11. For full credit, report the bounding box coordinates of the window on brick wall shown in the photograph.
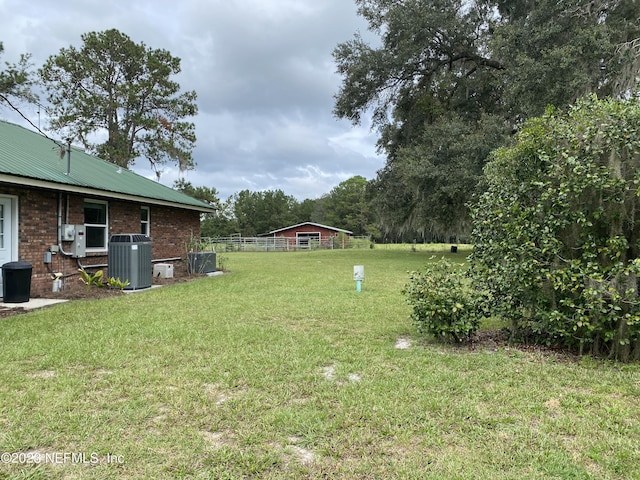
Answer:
[141,206,150,236]
[84,200,108,250]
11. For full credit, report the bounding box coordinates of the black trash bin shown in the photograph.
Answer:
[2,261,32,303]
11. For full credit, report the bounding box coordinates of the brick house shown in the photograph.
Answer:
[0,120,215,297]
[267,222,353,249]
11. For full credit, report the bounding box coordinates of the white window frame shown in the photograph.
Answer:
[84,199,109,252]
[140,206,150,236]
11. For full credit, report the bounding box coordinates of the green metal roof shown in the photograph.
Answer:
[0,120,215,212]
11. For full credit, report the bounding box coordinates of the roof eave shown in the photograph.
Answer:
[0,174,217,213]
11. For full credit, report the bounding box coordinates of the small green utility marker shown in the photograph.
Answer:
[353,265,365,292]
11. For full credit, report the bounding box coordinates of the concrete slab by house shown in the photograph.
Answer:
[0,298,68,310]
[122,285,163,293]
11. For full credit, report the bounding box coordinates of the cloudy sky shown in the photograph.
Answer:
[0,0,383,200]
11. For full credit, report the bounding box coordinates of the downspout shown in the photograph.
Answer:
[50,193,74,291]
[57,194,91,271]
[57,193,72,256]
[55,193,92,270]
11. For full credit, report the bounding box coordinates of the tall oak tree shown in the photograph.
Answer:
[334,0,640,239]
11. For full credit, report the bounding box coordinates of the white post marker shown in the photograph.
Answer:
[353,265,365,292]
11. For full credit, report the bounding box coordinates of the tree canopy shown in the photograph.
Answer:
[318,176,376,236]
[334,0,640,239]
[193,177,378,239]
[39,29,198,174]
[232,190,299,237]
[173,179,221,209]
[0,42,36,111]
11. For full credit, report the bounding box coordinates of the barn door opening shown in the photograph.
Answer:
[296,232,320,249]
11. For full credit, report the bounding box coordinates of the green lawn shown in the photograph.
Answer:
[0,248,638,479]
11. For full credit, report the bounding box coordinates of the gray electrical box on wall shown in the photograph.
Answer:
[70,224,86,258]
[62,224,76,241]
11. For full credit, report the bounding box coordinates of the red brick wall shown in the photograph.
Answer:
[1,185,201,297]
[149,205,200,260]
[16,188,60,295]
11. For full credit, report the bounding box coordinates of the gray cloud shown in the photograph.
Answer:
[0,0,383,200]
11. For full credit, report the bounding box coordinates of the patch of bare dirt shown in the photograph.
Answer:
[0,306,26,318]
[41,274,195,300]
[467,329,581,362]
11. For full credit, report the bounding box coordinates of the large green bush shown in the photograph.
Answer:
[470,96,640,361]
